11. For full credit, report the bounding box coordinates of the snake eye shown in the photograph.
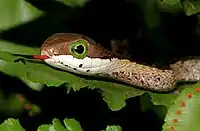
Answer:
[70,39,88,59]
[74,45,84,54]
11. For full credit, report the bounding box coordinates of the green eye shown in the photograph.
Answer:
[69,39,88,59]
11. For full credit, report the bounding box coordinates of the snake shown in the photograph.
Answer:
[39,33,200,92]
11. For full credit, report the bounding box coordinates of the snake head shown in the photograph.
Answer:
[41,33,120,75]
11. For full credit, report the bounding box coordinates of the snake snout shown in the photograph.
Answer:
[41,41,70,57]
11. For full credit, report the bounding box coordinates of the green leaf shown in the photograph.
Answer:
[0,50,181,111]
[37,118,83,131]
[181,0,200,16]
[0,50,43,91]
[63,118,83,131]
[27,63,145,110]
[0,40,40,55]
[0,118,25,131]
[37,125,56,131]
[149,92,178,108]
[0,51,146,111]
[105,125,122,131]
[52,119,66,131]
[90,80,145,111]
[20,78,44,91]
[140,93,171,124]
[161,0,180,5]
[140,90,178,112]
[56,0,90,7]
[0,118,121,131]
[159,2,183,13]
[162,83,200,131]
[0,0,43,30]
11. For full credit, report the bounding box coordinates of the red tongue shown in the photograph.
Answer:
[32,55,49,60]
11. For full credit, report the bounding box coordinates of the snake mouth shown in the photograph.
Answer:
[32,55,49,60]
[40,50,51,58]
[29,50,50,61]
[42,54,113,75]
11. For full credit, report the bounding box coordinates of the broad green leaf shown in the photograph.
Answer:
[181,0,200,16]
[0,41,180,111]
[105,125,122,131]
[162,83,200,131]
[0,40,40,55]
[89,80,144,111]
[63,118,83,131]
[0,118,25,131]
[0,57,28,81]
[26,61,89,88]
[0,49,182,111]
[149,92,178,108]
[0,51,146,111]
[56,0,90,7]
[0,0,43,30]
[0,40,42,91]
[0,49,42,91]
[140,90,179,113]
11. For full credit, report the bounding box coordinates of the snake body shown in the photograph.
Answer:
[40,33,200,92]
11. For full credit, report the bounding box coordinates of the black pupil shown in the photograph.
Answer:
[74,45,84,54]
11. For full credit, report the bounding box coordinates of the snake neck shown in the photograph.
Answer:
[100,59,177,92]
[99,57,200,91]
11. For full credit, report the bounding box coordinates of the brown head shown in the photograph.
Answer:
[41,33,120,59]
[40,33,123,75]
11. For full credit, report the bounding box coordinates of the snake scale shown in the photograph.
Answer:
[39,33,200,92]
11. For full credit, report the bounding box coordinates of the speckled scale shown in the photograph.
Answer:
[105,59,177,91]
[170,59,200,82]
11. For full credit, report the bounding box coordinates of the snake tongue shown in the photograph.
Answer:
[12,54,49,60]
[32,55,49,60]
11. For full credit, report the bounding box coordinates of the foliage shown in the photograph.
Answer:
[162,84,200,131]
[0,0,200,130]
[0,118,122,131]
[161,0,200,15]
